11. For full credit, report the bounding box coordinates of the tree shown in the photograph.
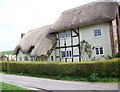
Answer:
[79,40,92,61]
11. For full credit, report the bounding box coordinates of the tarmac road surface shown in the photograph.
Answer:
[0,73,119,92]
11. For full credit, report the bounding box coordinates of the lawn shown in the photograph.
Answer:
[0,82,34,92]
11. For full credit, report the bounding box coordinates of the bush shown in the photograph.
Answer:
[0,58,119,78]
[88,73,98,82]
[115,52,120,58]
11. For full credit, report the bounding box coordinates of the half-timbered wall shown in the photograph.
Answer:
[48,22,112,62]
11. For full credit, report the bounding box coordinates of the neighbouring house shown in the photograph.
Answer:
[14,2,120,62]
[4,54,16,61]
[0,51,16,61]
[14,25,57,61]
[0,54,8,61]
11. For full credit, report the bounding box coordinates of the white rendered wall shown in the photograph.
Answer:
[79,22,112,60]
[17,50,31,61]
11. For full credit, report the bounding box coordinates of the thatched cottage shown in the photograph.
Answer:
[14,25,57,61]
[14,2,120,62]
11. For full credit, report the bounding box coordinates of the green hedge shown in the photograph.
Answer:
[0,58,119,77]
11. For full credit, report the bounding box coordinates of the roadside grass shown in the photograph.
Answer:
[2,72,119,83]
[0,82,34,92]
[21,73,119,83]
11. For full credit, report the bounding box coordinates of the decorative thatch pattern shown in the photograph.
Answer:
[14,25,57,56]
[50,2,119,33]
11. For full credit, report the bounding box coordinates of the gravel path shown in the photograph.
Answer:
[0,73,119,91]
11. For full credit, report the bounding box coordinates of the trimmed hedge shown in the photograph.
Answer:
[0,58,119,77]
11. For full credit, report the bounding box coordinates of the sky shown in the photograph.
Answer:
[0,0,119,52]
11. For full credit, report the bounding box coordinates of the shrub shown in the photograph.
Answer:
[115,52,120,58]
[88,73,99,82]
[0,61,9,72]
[0,58,119,78]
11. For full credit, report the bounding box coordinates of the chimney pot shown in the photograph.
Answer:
[21,33,25,39]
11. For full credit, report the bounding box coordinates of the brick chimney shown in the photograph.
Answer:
[21,33,25,39]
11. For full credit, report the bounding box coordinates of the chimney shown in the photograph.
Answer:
[21,33,25,39]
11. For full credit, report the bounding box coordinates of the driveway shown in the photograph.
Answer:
[0,73,119,91]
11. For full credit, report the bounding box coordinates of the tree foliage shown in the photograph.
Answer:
[79,40,92,61]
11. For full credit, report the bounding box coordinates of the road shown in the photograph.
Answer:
[0,73,119,92]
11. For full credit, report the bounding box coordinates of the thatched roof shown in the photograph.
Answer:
[14,25,57,56]
[50,2,119,33]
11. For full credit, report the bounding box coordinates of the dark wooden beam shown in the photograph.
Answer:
[71,28,79,36]
[56,45,78,49]
[71,30,74,62]
[77,28,81,62]
[64,33,67,62]
[58,33,61,61]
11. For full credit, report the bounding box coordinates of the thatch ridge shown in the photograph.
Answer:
[50,2,119,33]
[14,25,57,56]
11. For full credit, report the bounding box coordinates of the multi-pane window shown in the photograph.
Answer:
[65,32,71,38]
[99,47,103,54]
[61,51,66,57]
[59,33,65,39]
[61,51,72,58]
[59,32,71,39]
[94,29,102,37]
[67,51,72,57]
[24,56,28,61]
[95,47,104,55]
[19,57,22,61]
[51,56,54,61]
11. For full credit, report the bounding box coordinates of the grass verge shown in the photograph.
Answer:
[0,82,34,92]
[2,72,119,83]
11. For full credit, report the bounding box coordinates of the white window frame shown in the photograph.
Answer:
[61,50,72,58]
[94,29,102,37]
[19,57,22,61]
[59,32,71,40]
[95,46,104,56]
[59,33,65,39]
[51,56,54,61]
[65,32,71,39]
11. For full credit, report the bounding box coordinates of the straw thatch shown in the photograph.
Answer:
[14,25,57,56]
[50,2,119,33]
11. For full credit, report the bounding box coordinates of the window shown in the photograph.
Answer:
[65,32,71,38]
[59,33,65,39]
[94,29,102,37]
[61,51,66,57]
[51,56,54,61]
[19,57,22,61]
[100,47,103,54]
[67,51,72,57]
[24,56,28,61]
[95,48,99,55]
[61,51,72,58]
[95,47,104,55]
[59,32,71,39]
[30,56,35,61]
